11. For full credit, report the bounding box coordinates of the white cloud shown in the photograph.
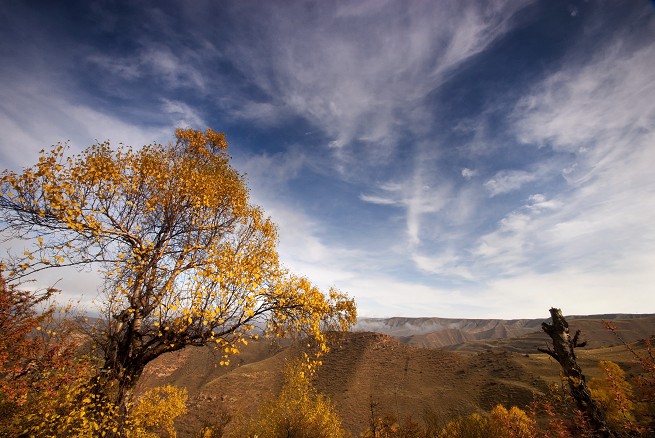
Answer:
[359,194,399,206]
[473,212,531,270]
[85,54,142,80]
[453,13,655,314]
[461,168,476,180]
[234,148,306,193]
[88,45,207,91]
[229,101,287,126]
[485,262,655,318]
[527,194,561,212]
[484,169,537,196]
[347,276,483,318]
[0,81,169,171]
[220,0,531,168]
[515,42,655,158]
[387,174,455,246]
[412,252,474,280]
[161,98,206,129]
[471,35,655,293]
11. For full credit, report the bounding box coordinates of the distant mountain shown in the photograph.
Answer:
[354,314,655,352]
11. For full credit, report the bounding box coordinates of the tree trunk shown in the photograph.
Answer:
[538,308,617,437]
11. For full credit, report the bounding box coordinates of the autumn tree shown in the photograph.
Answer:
[0,273,58,431]
[589,361,638,433]
[0,274,55,414]
[605,321,655,432]
[433,405,535,438]
[229,358,349,438]
[487,405,536,438]
[0,129,356,412]
[129,385,188,438]
[0,274,110,436]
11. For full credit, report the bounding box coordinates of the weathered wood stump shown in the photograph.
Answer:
[538,308,617,437]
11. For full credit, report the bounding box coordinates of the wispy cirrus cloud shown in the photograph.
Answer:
[412,252,474,280]
[515,42,655,157]
[359,194,399,206]
[472,29,655,279]
[214,0,531,167]
[461,168,477,180]
[161,98,206,129]
[483,169,537,197]
[361,173,457,247]
[0,80,169,170]
[87,45,209,94]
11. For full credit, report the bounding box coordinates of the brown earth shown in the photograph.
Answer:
[136,314,655,436]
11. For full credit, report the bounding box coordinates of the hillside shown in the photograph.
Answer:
[136,314,655,436]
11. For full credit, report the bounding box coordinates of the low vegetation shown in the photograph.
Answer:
[226,359,349,438]
[0,275,188,437]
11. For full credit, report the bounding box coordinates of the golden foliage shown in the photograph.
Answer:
[488,405,536,438]
[589,360,636,431]
[229,359,349,438]
[435,405,535,438]
[128,385,188,438]
[17,380,122,438]
[0,274,115,437]
[14,381,189,438]
[359,413,401,438]
[436,412,488,438]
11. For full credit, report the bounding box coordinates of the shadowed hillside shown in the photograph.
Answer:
[442,315,655,353]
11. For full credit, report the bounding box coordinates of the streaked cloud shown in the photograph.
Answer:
[484,169,537,197]
[461,168,477,180]
[359,194,399,206]
[214,0,531,168]
[88,45,208,91]
[162,99,206,129]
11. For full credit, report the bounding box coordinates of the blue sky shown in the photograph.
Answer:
[1,0,654,319]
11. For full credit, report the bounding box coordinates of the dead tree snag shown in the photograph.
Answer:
[538,308,617,437]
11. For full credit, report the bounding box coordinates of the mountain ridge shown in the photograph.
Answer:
[354,313,655,351]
